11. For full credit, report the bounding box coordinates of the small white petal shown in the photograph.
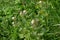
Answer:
[20,11,23,15]
[23,10,27,14]
[31,19,35,24]
[23,10,26,13]
[12,17,15,20]
[38,1,42,3]
[12,22,14,25]
[20,10,27,16]
[31,19,39,26]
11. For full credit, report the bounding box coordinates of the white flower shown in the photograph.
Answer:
[20,10,27,16]
[12,17,15,20]
[38,1,42,4]
[12,22,15,26]
[20,11,23,15]
[12,22,14,25]
[31,19,39,26]
[31,19,35,25]
[23,10,26,14]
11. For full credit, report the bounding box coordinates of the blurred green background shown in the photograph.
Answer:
[0,0,60,40]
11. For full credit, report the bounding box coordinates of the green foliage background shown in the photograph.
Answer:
[0,0,60,40]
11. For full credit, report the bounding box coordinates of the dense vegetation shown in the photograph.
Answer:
[0,0,60,40]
